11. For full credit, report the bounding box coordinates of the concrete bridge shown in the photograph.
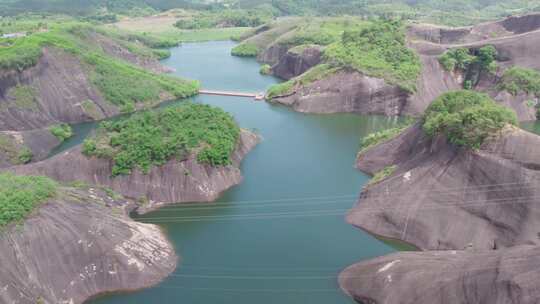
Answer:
[199,89,265,100]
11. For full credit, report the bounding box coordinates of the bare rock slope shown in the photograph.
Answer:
[270,14,540,118]
[12,130,259,213]
[0,47,117,131]
[349,123,540,251]
[0,187,176,304]
[271,45,323,80]
[340,123,540,304]
[340,245,540,304]
[0,32,173,132]
[0,128,60,168]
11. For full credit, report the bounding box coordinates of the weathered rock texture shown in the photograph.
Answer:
[0,33,172,132]
[0,129,60,168]
[340,245,540,304]
[11,130,259,213]
[350,123,540,251]
[271,45,323,80]
[408,13,540,45]
[271,70,410,115]
[0,187,176,304]
[340,122,540,304]
[0,47,118,131]
[270,14,540,119]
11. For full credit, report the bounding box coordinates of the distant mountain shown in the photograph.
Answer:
[0,0,539,26]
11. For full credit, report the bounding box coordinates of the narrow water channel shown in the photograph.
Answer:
[76,40,402,304]
[48,42,540,304]
[74,40,539,303]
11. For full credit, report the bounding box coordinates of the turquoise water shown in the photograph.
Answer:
[522,120,540,134]
[82,40,407,304]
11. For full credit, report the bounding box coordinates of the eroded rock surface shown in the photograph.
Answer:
[11,130,259,213]
[0,187,176,304]
[0,128,60,168]
[340,245,540,304]
[341,121,540,304]
[271,45,323,80]
[270,70,410,115]
[0,47,117,131]
[269,14,540,118]
[349,124,540,251]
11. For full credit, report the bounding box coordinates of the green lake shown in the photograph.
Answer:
[79,40,402,304]
[79,41,540,303]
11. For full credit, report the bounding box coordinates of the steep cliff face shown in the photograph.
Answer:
[269,59,461,116]
[0,187,176,304]
[340,245,540,304]
[0,128,60,168]
[11,130,259,213]
[271,45,323,80]
[270,70,409,115]
[341,123,540,303]
[0,28,185,132]
[269,14,540,118]
[0,47,118,131]
[350,124,540,251]
[491,90,538,122]
[258,43,289,66]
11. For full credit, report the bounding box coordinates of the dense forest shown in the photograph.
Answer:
[1,0,539,25]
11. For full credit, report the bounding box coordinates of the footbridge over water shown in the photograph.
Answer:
[199,89,265,100]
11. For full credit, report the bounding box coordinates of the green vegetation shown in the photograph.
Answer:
[439,46,498,73]
[498,67,540,97]
[324,20,421,93]
[360,126,409,153]
[368,165,397,186]
[276,18,366,48]
[0,133,33,165]
[0,173,57,228]
[17,147,33,164]
[439,46,498,89]
[82,103,240,176]
[86,52,199,107]
[3,85,38,110]
[1,0,538,27]
[231,42,260,57]
[423,90,518,149]
[49,123,73,142]
[266,63,340,98]
[174,9,273,29]
[439,48,476,72]
[288,44,314,54]
[266,81,294,99]
[175,27,250,42]
[259,64,271,75]
[0,23,199,108]
[96,27,179,49]
[236,17,365,60]
[81,100,103,119]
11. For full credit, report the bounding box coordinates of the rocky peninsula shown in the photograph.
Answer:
[340,90,540,303]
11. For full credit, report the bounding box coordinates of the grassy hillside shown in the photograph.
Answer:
[264,19,421,96]
[0,22,199,110]
[324,20,421,93]
[232,17,366,57]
